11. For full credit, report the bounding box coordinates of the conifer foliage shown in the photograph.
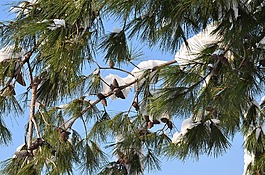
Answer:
[0,0,265,174]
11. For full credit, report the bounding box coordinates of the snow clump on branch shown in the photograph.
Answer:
[172,115,220,144]
[0,46,25,62]
[10,0,37,16]
[101,60,167,99]
[47,19,66,30]
[174,24,221,70]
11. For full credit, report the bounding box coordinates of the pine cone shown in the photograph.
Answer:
[100,99,107,106]
[160,117,169,123]
[132,101,139,111]
[112,78,119,88]
[109,59,115,68]
[144,115,150,122]
[15,150,30,158]
[113,88,125,99]
[60,130,71,141]
[28,138,44,151]
[97,93,106,100]
[167,121,173,130]
[8,84,16,95]
[153,119,161,124]
[147,121,153,129]
[15,72,26,86]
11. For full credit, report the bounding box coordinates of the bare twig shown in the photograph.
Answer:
[100,67,135,77]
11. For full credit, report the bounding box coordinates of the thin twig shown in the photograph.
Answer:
[100,66,135,77]
[38,108,51,126]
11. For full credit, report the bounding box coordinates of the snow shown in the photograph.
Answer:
[0,48,11,62]
[10,0,37,16]
[101,60,167,99]
[181,117,198,134]
[112,27,122,33]
[204,74,212,87]
[172,132,182,144]
[174,24,221,70]
[210,119,220,125]
[172,114,220,144]
[101,74,131,100]
[231,1,239,19]
[35,102,40,109]
[53,19,65,26]
[172,116,200,144]
[243,144,255,175]
[93,68,100,75]
[205,119,220,132]
[257,37,265,49]
[0,46,24,62]
[29,0,37,3]
[254,0,265,13]
[48,19,66,30]
[212,49,224,56]
[16,143,26,152]
[255,127,261,140]
[130,60,167,78]
[57,104,69,109]
[115,134,124,144]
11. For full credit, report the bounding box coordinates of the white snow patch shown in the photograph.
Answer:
[57,104,69,109]
[231,0,239,19]
[112,27,122,33]
[48,19,66,30]
[172,132,182,144]
[257,37,265,49]
[243,147,255,175]
[205,119,220,131]
[101,74,131,100]
[172,114,220,144]
[28,0,37,3]
[259,37,265,45]
[174,24,221,70]
[16,143,26,152]
[130,60,167,78]
[0,46,24,62]
[10,0,37,16]
[93,68,100,75]
[210,118,220,125]
[53,19,65,27]
[255,127,262,140]
[212,49,224,56]
[101,60,167,99]
[171,117,200,144]
[35,102,40,109]
[202,73,213,87]
[181,117,197,134]
[207,63,214,68]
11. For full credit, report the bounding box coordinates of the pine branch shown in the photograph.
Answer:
[27,77,41,149]
[0,37,44,94]
[65,59,177,129]
[99,66,136,77]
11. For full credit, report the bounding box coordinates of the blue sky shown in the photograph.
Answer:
[0,1,244,175]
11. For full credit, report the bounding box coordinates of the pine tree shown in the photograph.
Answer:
[0,0,265,175]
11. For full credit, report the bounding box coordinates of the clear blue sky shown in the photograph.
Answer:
[0,1,244,175]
